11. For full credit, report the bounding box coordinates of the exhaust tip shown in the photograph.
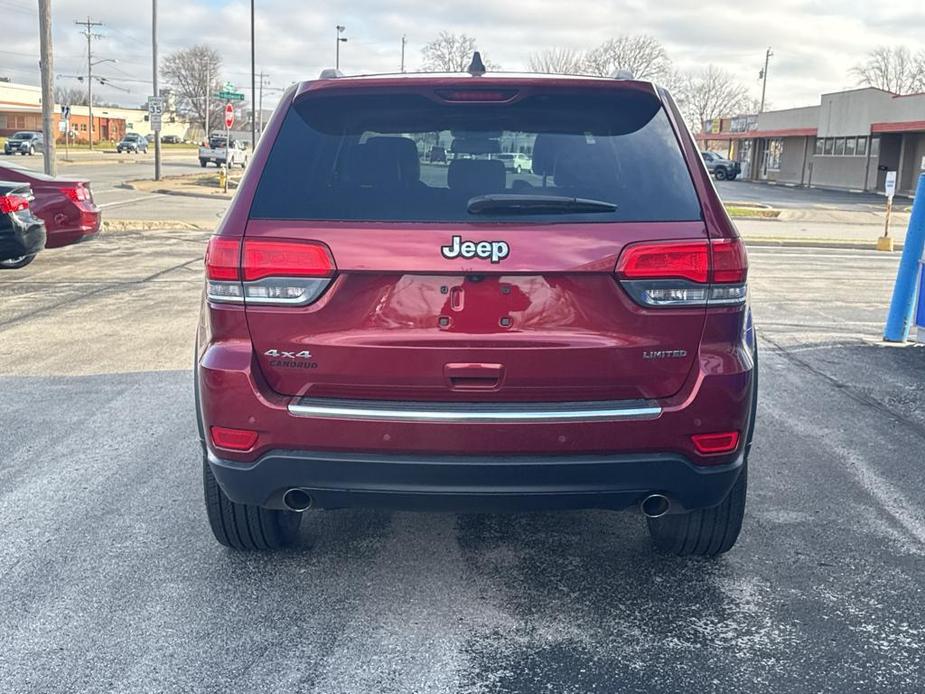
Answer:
[283,488,313,512]
[641,494,670,519]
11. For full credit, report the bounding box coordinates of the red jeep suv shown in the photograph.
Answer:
[195,64,757,556]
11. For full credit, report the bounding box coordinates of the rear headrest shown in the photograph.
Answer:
[349,136,421,187]
[553,145,615,188]
[531,133,587,176]
[447,158,506,195]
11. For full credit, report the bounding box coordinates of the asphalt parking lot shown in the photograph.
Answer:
[715,178,894,210]
[1,220,922,693]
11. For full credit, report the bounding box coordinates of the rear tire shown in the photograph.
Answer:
[646,463,747,556]
[203,460,303,550]
[714,168,728,181]
[199,158,207,168]
[647,341,756,557]
[0,254,37,269]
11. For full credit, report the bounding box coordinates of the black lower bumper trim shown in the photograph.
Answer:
[207,449,744,513]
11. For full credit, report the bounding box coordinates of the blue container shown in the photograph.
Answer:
[884,173,925,342]
[916,261,925,340]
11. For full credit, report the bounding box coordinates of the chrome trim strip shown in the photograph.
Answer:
[287,399,662,423]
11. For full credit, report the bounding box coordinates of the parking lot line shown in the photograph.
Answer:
[98,194,165,209]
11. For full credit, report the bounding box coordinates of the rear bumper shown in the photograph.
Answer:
[196,304,757,513]
[207,448,744,512]
[44,207,101,249]
[0,217,45,259]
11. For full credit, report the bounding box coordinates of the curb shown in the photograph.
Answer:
[56,154,195,167]
[102,220,208,231]
[150,188,234,201]
[744,238,904,251]
[123,179,234,200]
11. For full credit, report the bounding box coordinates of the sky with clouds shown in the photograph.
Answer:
[2,0,924,113]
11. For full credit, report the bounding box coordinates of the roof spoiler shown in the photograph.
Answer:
[319,68,344,79]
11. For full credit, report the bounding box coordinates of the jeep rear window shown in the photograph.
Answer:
[250,89,701,223]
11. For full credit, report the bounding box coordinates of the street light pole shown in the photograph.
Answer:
[204,63,210,139]
[759,47,773,114]
[152,0,161,181]
[401,34,407,73]
[336,25,347,70]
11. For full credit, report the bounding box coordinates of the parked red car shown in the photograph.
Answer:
[195,62,757,556]
[0,161,100,265]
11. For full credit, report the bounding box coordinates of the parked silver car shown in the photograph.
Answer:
[3,132,43,156]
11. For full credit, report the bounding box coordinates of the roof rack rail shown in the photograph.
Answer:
[319,68,344,79]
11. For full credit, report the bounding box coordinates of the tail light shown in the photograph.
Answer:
[615,238,747,307]
[0,194,30,214]
[205,236,336,306]
[63,185,91,203]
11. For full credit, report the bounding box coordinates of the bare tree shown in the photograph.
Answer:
[420,32,499,72]
[54,84,92,106]
[583,35,670,81]
[161,45,224,130]
[851,46,925,94]
[528,47,586,75]
[675,65,752,133]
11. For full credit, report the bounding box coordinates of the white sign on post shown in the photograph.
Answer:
[885,171,897,200]
[148,96,164,131]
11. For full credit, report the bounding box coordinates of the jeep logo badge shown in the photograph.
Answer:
[441,235,509,264]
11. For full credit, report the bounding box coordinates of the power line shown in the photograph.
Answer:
[0,0,36,16]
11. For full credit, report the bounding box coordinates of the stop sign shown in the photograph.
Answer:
[223,103,234,129]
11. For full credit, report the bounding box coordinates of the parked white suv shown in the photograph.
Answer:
[493,152,533,173]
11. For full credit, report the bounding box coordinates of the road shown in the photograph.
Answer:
[2,152,229,227]
[716,179,896,210]
[1,221,922,692]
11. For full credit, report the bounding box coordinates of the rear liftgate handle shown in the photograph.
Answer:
[444,363,505,391]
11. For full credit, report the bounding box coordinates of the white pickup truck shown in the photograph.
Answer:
[198,135,248,168]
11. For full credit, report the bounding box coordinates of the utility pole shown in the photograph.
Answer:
[38,0,56,176]
[336,25,347,70]
[759,47,773,114]
[75,17,103,150]
[401,34,407,73]
[250,0,255,151]
[152,0,161,180]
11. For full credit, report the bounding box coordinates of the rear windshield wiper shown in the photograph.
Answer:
[467,194,617,215]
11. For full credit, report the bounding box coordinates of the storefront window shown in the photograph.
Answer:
[824,138,834,155]
[767,138,783,171]
[834,138,846,155]
[814,138,823,155]
[856,137,868,156]
[845,137,856,156]
[870,137,880,157]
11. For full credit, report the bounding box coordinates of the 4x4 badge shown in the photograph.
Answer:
[264,349,312,359]
[441,235,509,264]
